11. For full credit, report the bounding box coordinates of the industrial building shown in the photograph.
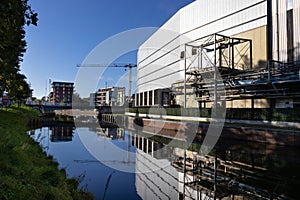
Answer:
[136,0,300,109]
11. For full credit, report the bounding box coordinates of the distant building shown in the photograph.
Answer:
[116,87,126,106]
[93,87,126,107]
[89,93,96,107]
[0,92,10,107]
[50,81,74,103]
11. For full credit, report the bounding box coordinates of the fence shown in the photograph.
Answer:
[128,107,300,122]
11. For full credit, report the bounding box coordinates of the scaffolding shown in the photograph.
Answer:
[180,33,300,108]
[183,33,252,108]
[172,148,291,200]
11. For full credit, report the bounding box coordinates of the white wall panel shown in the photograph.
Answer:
[272,0,279,61]
[279,0,288,62]
[294,0,300,61]
[137,0,268,94]
[272,0,288,62]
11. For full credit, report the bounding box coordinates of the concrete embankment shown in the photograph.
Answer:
[52,109,300,146]
[125,112,300,147]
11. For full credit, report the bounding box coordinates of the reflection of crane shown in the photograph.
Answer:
[77,63,137,98]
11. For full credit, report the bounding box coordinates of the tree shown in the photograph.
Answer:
[7,73,31,106]
[0,0,38,100]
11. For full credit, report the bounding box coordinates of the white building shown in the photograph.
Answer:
[93,87,126,107]
[136,0,300,108]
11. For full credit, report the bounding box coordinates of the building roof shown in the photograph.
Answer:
[51,81,74,85]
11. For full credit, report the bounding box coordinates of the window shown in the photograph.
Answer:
[140,93,143,106]
[136,93,139,106]
[144,92,147,106]
[154,90,159,105]
[149,91,153,106]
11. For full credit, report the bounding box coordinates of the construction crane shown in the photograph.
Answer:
[77,63,137,99]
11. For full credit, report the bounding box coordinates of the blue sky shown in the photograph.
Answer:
[21,0,195,98]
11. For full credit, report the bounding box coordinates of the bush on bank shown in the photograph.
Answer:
[0,105,94,200]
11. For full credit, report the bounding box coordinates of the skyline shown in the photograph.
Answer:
[21,0,195,98]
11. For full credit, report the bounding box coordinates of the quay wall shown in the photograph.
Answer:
[126,114,300,147]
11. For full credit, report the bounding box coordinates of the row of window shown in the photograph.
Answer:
[136,90,159,106]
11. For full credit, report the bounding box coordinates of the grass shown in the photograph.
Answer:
[0,105,94,200]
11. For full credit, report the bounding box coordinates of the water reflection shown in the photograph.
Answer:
[89,127,125,140]
[50,126,74,142]
[28,119,300,200]
[132,130,300,199]
[29,126,141,200]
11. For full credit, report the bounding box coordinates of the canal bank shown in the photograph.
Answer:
[30,109,300,199]
[56,107,300,146]
[124,113,300,147]
[0,106,94,200]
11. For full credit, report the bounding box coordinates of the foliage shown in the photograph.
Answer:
[0,106,94,199]
[0,0,38,100]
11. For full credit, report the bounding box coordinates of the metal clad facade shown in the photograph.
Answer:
[294,0,300,61]
[138,13,182,93]
[137,0,268,102]
[279,0,288,62]
[180,0,267,38]
[272,0,288,62]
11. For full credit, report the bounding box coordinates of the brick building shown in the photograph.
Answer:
[50,81,74,103]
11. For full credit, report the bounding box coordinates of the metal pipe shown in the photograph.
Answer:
[214,153,217,200]
[214,34,217,108]
[276,0,280,61]
[183,149,187,199]
[184,45,187,108]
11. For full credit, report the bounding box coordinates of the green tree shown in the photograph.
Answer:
[6,73,31,107]
[0,0,38,99]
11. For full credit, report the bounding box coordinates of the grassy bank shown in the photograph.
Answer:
[0,106,94,200]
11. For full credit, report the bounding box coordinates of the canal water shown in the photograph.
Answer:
[28,122,300,200]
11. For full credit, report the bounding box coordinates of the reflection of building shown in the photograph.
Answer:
[50,126,74,142]
[132,132,299,199]
[94,127,125,140]
[93,87,126,107]
[89,93,95,107]
[132,134,180,200]
[136,0,300,108]
[50,81,74,103]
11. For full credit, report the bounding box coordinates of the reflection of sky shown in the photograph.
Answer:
[77,128,136,173]
[30,127,141,200]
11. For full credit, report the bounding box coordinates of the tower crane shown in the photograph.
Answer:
[77,63,137,99]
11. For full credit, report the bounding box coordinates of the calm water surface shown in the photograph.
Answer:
[29,126,141,200]
[29,124,300,200]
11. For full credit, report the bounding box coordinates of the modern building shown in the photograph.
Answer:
[50,81,74,103]
[93,87,126,107]
[136,0,300,108]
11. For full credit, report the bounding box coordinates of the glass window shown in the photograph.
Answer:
[149,91,153,106]
[144,92,147,106]
[140,93,143,106]
[154,90,159,105]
